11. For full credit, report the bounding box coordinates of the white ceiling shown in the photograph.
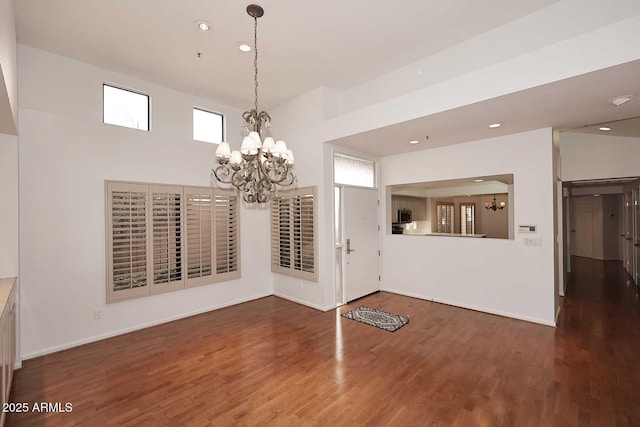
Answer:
[328,60,640,156]
[14,0,559,110]
[14,0,640,158]
[565,115,640,138]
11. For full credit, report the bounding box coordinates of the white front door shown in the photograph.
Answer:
[344,187,379,302]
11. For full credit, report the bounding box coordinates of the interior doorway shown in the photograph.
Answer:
[564,178,640,288]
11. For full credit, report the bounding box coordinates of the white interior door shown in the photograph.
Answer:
[344,187,379,302]
[571,196,593,258]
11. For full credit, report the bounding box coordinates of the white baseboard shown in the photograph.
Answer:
[273,292,334,312]
[555,305,561,323]
[382,287,556,327]
[22,292,273,361]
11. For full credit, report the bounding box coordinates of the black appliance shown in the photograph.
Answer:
[397,208,412,224]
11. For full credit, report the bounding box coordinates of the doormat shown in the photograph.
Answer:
[341,306,409,332]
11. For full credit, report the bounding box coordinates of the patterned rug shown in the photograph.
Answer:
[341,306,409,332]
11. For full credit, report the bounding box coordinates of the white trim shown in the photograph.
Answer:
[382,287,556,327]
[21,292,272,360]
[555,305,561,323]
[273,292,333,312]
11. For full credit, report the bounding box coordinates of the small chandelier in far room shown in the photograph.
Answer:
[212,4,295,204]
[485,195,506,211]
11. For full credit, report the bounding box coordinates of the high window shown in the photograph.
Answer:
[334,153,375,188]
[103,84,149,131]
[193,108,224,144]
[106,181,239,302]
[270,186,318,282]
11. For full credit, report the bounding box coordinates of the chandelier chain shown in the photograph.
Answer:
[253,15,258,114]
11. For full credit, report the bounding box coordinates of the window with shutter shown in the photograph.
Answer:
[106,181,240,303]
[271,186,318,282]
[271,197,291,268]
[214,191,240,280]
[436,202,455,234]
[106,182,150,302]
[185,188,213,287]
[460,203,476,235]
[151,185,183,293]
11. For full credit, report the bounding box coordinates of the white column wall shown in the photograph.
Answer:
[0,133,18,276]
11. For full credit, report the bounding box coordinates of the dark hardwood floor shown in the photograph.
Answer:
[7,257,640,426]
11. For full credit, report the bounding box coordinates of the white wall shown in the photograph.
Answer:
[380,128,556,326]
[0,0,17,134]
[268,87,340,311]
[0,133,18,276]
[339,0,640,115]
[561,132,640,181]
[18,46,272,358]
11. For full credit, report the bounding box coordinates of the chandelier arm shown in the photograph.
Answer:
[211,165,233,184]
[267,163,293,185]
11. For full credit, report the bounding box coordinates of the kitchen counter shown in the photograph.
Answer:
[402,231,487,238]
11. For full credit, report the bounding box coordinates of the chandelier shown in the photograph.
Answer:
[485,195,506,211]
[212,4,295,204]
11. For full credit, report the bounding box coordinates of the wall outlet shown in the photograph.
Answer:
[94,310,102,320]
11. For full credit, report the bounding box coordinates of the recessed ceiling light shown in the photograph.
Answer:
[474,179,484,182]
[609,95,635,106]
[195,20,211,32]
[599,127,612,131]
[409,140,419,144]
[488,123,501,129]
[593,194,600,197]
[237,42,251,52]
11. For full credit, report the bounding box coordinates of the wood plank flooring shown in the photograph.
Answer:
[7,257,640,426]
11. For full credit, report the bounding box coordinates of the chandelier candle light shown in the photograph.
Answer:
[485,195,506,211]
[212,4,295,204]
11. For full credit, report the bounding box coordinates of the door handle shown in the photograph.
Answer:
[346,238,355,254]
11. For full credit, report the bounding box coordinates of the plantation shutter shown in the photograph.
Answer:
[106,181,241,302]
[106,182,150,301]
[271,196,291,269]
[460,203,475,235]
[214,191,240,280]
[185,187,214,287]
[150,185,184,293]
[436,202,455,234]
[271,186,318,282]
[293,193,315,273]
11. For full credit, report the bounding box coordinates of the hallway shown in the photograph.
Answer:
[553,256,640,426]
